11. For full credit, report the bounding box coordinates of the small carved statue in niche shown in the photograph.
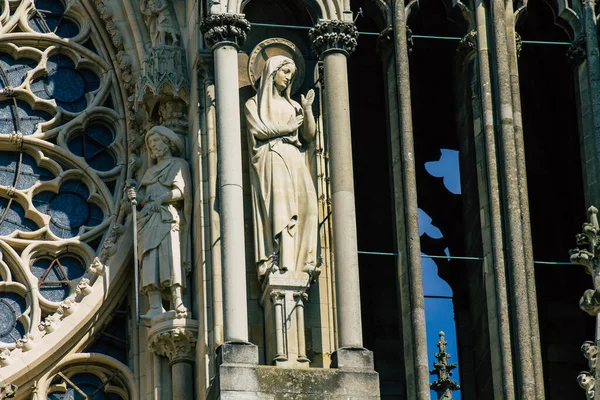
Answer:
[140,0,179,46]
[245,55,319,280]
[127,126,191,322]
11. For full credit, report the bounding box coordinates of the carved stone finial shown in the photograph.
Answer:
[309,20,359,57]
[429,331,460,399]
[457,30,477,60]
[567,37,587,64]
[0,383,17,399]
[200,13,251,49]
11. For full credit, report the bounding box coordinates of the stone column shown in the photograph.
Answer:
[147,320,199,400]
[200,14,251,344]
[489,0,539,396]
[309,20,372,369]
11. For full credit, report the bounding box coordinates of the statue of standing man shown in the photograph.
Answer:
[127,126,191,323]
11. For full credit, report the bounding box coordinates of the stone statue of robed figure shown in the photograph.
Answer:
[127,125,191,323]
[245,55,319,280]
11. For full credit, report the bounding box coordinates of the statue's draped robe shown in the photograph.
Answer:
[245,55,318,276]
[137,157,191,291]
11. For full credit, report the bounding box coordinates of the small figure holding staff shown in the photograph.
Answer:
[126,125,191,324]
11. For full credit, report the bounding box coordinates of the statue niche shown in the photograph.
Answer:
[245,54,319,281]
[245,39,320,367]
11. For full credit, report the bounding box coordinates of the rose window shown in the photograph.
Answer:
[0,0,128,387]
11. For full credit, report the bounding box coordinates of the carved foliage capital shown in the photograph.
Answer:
[309,20,358,57]
[148,327,197,364]
[200,14,250,49]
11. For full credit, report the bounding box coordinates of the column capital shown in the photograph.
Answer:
[309,20,358,57]
[200,13,250,50]
[147,319,198,365]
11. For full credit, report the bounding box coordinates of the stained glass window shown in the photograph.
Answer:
[0,292,26,344]
[31,256,85,303]
[68,124,116,171]
[29,0,79,38]
[33,180,104,239]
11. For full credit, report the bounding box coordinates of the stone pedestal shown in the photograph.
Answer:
[208,364,380,399]
[147,318,198,400]
[260,271,312,368]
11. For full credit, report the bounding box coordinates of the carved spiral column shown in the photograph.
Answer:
[309,21,370,364]
[200,14,251,344]
[148,320,199,400]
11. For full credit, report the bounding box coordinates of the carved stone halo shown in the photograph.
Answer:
[248,38,305,95]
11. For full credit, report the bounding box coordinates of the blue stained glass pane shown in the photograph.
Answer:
[0,55,36,89]
[87,204,103,226]
[31,258,51,279]
[29,0,79,39]
[0,152,53,190]
[33,0,65,14]
[32,190,52,214]
[0,293,26,344]
[0,100,52,136]
[33,256,84,302]
[0,197,39,235]
[2,292,26,315]
[87,124,114,146]
[68,124,116,171]
[31,56,87,112]
[81,70,100,92]
[39,284,69,302]
[61,181,89,198]
[54,19,79,39]
[46,68,85,103]
[58,256,85,280]
[49,192,89,228]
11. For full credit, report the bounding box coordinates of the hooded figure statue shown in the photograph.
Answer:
[244,55,319,280]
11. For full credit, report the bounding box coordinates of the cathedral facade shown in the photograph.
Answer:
[0,0,598,398]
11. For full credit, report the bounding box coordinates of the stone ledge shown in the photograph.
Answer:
[208,364,380,399]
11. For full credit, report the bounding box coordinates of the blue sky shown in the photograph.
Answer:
[419,148,462,399]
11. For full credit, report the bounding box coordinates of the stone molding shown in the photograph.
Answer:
[147,319,199,366]
[200,13,251,50]
[309,20,358,57]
